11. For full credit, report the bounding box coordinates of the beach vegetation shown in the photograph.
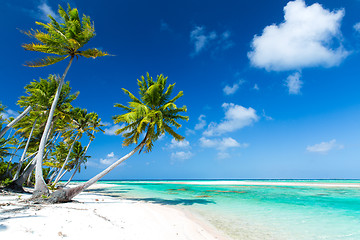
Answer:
[20,4,108,198]
[47,73,188,203]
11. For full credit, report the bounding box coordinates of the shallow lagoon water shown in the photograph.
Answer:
[88,180,360,240]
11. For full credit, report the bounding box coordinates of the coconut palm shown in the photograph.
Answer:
[63,141,90,186]
[63,113,103,187]
[48,73,188,203]
[53,108,94,185]
[23,4,108,197]
[10,76,78,182]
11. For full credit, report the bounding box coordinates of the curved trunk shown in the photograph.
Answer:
[5,139,24,178]
[63,163,80,187]
[63,130,94,187]
[13,119,37,180]
[33,57,74,198]
[0,106,32,139]
[48,168,59,184]
[7,159,36,192]
[53,133,79,186]
[48,141,145,203]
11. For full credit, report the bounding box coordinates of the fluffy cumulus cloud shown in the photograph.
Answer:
[168,139,190,149]
[285,72,303,94]
[306,139,344,154]
[203,103,259,136]
[171,151,193,161]
[248,0,348,71]
[190,26,233,56]
[200,137,248,151]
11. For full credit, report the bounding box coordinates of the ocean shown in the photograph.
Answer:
[86,180,360,240]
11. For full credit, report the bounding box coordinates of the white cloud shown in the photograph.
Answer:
[168,139,190,149]
[99,152,122,165]
[1,109,18,120]
[248,0,348,71]
[306,139,344,154]
[354,22,360,33]
[104,124,124,136]
[194,115,207,130]
[253,84,259,91]
[223,80,244,95]
[203,103,259,136]
[285,72,303,94]
[190,26,233,56]
[37,2,60,22]
[171,151,193,161]
[200,137,248,151]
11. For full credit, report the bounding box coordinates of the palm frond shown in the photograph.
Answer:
[79,48,109,58]
[24,56,68,67]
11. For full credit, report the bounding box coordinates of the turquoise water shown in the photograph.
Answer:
[89,180,360,240]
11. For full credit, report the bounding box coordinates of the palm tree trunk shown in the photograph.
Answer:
[7,159,36,192]
[4,139,24,178]
[63,163,80,187]
[48,168,60,184]
[0,106,32,139]
[13,119,37,180]
[33,56,74,198]
[53,133,79,186]
[56,169,68,184]
[63,131,95,187]
[49,141,146,203]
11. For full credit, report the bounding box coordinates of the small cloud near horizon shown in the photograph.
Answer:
[306,139,344,154]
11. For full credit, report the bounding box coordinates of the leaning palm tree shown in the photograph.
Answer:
[48,73,188,203]
[63,141,90,187]
[22,4,108,197]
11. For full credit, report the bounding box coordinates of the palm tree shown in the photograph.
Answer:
[63,113,103,187]
[48,73,188,203]
[10,76,78,180]
[63,141,90,186]
[53,108,94,185]
[22,4,108,197]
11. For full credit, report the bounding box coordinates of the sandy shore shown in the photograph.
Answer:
[0,184,230,240]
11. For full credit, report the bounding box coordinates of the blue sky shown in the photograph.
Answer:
[1,0,360,180]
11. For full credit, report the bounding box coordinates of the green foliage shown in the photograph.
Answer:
[0,138,12,161]
[113,73,189,152]
[0,102,5,129]
[18,75,78,114]
[0,177,12,187]
[22,4,108,67]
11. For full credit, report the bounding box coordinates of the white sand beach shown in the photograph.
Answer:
[0,184,230,240]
